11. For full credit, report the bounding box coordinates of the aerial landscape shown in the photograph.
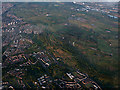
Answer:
[2,2,119,89]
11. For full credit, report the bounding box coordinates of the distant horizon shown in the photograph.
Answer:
[1,0,120,2]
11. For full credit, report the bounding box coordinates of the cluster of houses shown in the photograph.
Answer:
[7,69,25,80]
[72,2,118,19]
[33,51,53,67]
[22,25,43,34]
[6,54,26,64]
[57,71,101,89]
[37,74,52,89]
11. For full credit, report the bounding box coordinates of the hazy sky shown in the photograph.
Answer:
[1,0,120,2]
